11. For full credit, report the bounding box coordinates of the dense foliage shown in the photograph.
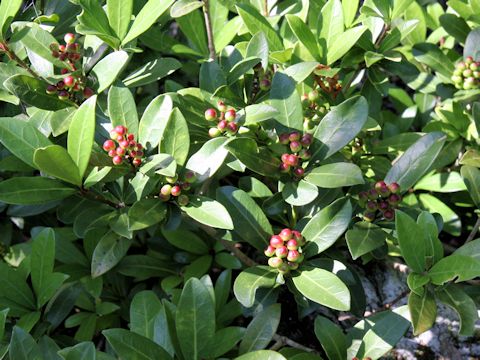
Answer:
[0,0,479,359]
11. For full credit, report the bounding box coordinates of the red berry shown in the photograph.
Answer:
[279,133,290,144]
[61,68,69,75]
[102,139,115,151]
[132,158,142,167]
[287,250,300,262]
[264,245,276,257]
[56,81,65,90]
[128,140,136,148]
[59,44,66,52]
[46,85,57,94]
[294,167,305,178]
[286,239,298,250]
[289,131,301,142]
[466,56,474,64]
[279,228,293,241]
[115,125,126,135]
[204,108,217,121]
[279,163,290,173]
[366,200,377,211]
[136,143,143,150]
[116,147,125,156]
[63,76,75,87]
[281,153,290,163]
[72,84,80,92]
[64,33,75,44]
[388,194,401,206]
[388,182,400,194]
[112,156,123,165]
[135,150,143,158]
[259,78,271,90]
[227,122,238,133]
[57,90,69,100]
[292,230,304,245]
[119,140,129,148]
[217,120,228,131]
[107,149,116,157]
[127,134,135,141]
[217,100,227,112]
[83,87,94,98]
[378,201,389,211]
[300,134,313,147]
[225,109,236,121]
[270,235,283,248]
[275,246,288,258]
[383,209,395,221]
[285,155,299,167]
[290,141,302,153]
[368,188,378,200]
[171,185,181,197]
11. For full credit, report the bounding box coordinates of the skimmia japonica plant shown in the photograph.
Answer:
[0,0,479,359]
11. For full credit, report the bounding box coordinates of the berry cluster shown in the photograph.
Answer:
[205,101,238,137]
[301,90,327,130]
[47,33,93,101]
[451,56,480,90]
[278,132,312,179]
[253,63,272,91]
[159,171,196,206]
[358,181,401,222]
[103,125,144,167]
[265,229,305,274]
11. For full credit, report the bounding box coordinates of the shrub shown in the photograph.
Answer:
[0,0,479,359]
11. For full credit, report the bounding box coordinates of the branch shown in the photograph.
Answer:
[202,0,216,60]
[220,240,257,267]
[466,215,480,243]
[79,188,124,209]
[1,42,41,79]
[270,334,317,353]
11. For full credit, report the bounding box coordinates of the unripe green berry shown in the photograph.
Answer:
[268,257,283,268]
[177,194,189,206]
[308,89,319,102]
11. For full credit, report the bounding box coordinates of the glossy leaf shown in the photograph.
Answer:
[346,222,387,260]
[138,95,173,150]
[128,199,167,230]
[239,304,281,354]
[182,196,233,230]
[108,84,139,135]
[428,254,480,285]
[91,232,132,278]
[305,163,364,188]
[269,72,303,131]
[461,165,480,207]
[160,108,189,166]
[233,266,277,308]
[130,291,162,340]
[0,0,23,40]
[314,316,347,360]
[91,51,129,93]
[107,0,133,40]
[123,58,182,88]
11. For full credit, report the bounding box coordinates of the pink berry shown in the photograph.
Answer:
[63,75,75,87]
[225,109,236,121]
[270,235,283,248]
[275,246,288,258]
[388,182,400,194]
[204,108,217,121]
[116,147,125,156]
[227,122,238,133]
[292,230,304,245]
[290,141,302,153]
[279,228,292,241]
[217,100,227,112]
[279,163,290,173]
[281,153,290,163]
[119,140,129,148]
[132,158,142,167]
[83,87,94,98]
[217,120,228,131]
[289,132,301,142]
[300,134,313,147]
[294,167,305,178]
[102,140,115,151]
[264,245,276,257]
[285,155,298,167]
[46,85,57,95]
[268,257,283,268]
[64,33,75,44]
[171,185,181,197]
[286,239,298,250]
[287,250,300,262]
[107,149,116,157]
[279,133,290,144]
[112,156,123,165]
[115,125,126,135]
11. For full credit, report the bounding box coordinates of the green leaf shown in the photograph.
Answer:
[461,165,480,207]
[417,193,461,236]
[91,51,129,93]
[9,326,42,360]
[439,14,470,45]
[303,198,352,256]
[407,273,430,295]
[326,26,367,65]
[414,171,467,193]
[103,329,172,360]
[384,132,446,190]
[311,96,368,161]
[235,350,286,360]
[76,0,120,49]
[0,0,22,40]
[0,117,52,168]
[428,254,480,285]
[199,61,226,93]
[177,10,208,55]
[4,75,75,110]
[416,211,443,266]
[186,137,230,181]
[130,291,162,340]
[138,95,173,150]
[0,262,35,311]
[122,0,175,45]
[226,138,281,177]
[128,199,167,230]
[123,58,182,88]
[464,28,480,60]
[108,84,139,136]
[269,72,303,131]
[160,108,189,166]
[233,266,277,308]
[246,32,269,69]
[292,267,350,310]
[236,4,283,51]
[318,0,344,51]
[209,327,246,358]
[58,342,96,360]
[162,229,209,254]
[281,180,318,206]
[241,104,278,125]
[305,163,364,188]
[170,0,204,18]
[436,284,478,336]
[395,210,426,272]
[67,95,97,178]
[228,56,261,84]
[182,195,233,230]
[91,232,132,278]
[0,177,76,205]
[31,229,68,308]
[176,278,215,360]
[216,186,272,250]
[412,43,455,79]
[346,222,387,260]
[107,0,133,40]
[455,238,480,261]
[286,15,320,60]
[33,145,81,186]
[408,289,436,336]
[314,316,347,360]
[239,304,281,354]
